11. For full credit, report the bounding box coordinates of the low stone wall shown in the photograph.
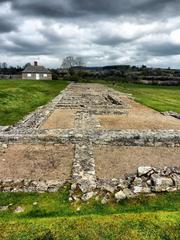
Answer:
[1,130,180,146]
[0,179,66,193]
[70,166,180,203]
[91,130,180,147]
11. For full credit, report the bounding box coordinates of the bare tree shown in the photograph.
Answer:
[61,56,85,69]
[61,56,75,69]
[75,57,85,67]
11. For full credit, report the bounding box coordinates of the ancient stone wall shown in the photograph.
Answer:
[0,83,179,203]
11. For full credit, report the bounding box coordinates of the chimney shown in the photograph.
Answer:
[34,61,38,66]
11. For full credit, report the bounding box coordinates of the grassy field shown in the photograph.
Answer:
[0,187,179,240]
[108,82,180,113]
[0,80,68,126]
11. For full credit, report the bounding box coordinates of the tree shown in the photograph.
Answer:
[61,56,85,69]
[61,56,74,69]
[75,57,85,67]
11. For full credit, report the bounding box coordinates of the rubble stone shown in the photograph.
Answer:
[171,173,180,189]
[151,175,174,192]
[81,192,95,201]
[123,188,134,198]
[115,190,126,201]
[138,166,154,177]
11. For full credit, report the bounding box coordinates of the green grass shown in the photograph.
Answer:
[107,82,180,113]
[0,187,179,239]
[0,80,68,125]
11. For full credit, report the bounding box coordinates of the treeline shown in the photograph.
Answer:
[58,65,180,85]
[0,65,23,75]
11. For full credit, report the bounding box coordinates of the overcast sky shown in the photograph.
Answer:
[1,0,180,68]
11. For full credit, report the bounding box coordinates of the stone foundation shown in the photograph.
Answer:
[0,83,179,202]
[70,166,180,203]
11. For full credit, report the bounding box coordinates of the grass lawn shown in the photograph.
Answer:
[0,80,69,126]
[108,82,180,113]
[0,187,179,240]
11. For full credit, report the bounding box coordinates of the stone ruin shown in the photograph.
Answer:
[0,83,179,203]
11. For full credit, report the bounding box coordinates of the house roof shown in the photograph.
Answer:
[22,64,50,74]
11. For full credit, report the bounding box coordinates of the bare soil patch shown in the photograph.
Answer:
[94,145,180,179]
[41,109,76,129]
[97,97,180,130]
[0,144,74,180]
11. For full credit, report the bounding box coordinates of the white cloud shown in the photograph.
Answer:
[170,29,180,44]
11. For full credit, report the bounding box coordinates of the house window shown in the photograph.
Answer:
[44,74,47,77]
[27,73,31,77]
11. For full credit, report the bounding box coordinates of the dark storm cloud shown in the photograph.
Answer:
[11,1,71,18]
[0,36,52,56]
[93,31,139,46]
[94,35,128,46]
[0,17,16,33]
[8,0,180,19]
[2,44,53,56]
[142,42,180,57]
[94,34,134,46]
[72,0,180,17]
[39,28,66,44]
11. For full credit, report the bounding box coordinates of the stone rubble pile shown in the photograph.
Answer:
[0,165,179,200]
[70,166,180,203]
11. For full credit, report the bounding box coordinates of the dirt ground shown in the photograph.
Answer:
[41,109,76,129]
[97,97,180,130]
[0,144,74,180]
[94,145,180,179]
